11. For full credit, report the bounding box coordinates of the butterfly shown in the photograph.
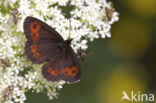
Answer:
[24,17,81,83]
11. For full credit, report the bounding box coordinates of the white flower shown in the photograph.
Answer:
[0,0,119,102]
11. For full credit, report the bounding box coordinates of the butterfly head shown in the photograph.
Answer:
[57,39,73,51]
[65,39,73,45]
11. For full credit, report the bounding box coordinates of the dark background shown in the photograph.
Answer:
[26,0,156,103]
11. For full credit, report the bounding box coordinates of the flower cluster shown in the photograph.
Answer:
[0,0,119,103]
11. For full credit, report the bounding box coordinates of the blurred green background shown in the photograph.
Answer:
[25,0,156,103]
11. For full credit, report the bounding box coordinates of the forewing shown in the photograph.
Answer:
[24,16,63,41]
[42,47,81,83]
[24,16,63,63]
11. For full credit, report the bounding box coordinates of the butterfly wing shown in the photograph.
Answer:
[42,47,81,83]
[24,16,63,41]
[25,41,60,64]
[24,16,64,64]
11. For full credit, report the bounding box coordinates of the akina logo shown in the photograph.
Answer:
[121,91,155,102]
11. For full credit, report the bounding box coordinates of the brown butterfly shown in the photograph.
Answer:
[24,17,81,83]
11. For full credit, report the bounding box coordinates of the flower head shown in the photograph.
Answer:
[0,0,119,102]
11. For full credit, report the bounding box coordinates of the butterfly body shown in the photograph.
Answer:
[24,17,81,83]
[57,39,72,52]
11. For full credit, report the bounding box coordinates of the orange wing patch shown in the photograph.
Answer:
[30,22,40,42]
[30,22,40,33]
[61,66,79,77]
[46,67,59,76]
[70,66,79,77]
[61,67,71,76]
[46,66,79,77]
[33,52,40,59]
[29,22,41,59]
[30,44,40,59]
[30,32,39,38]
[30,44,37,53]
[30,33,39,42]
